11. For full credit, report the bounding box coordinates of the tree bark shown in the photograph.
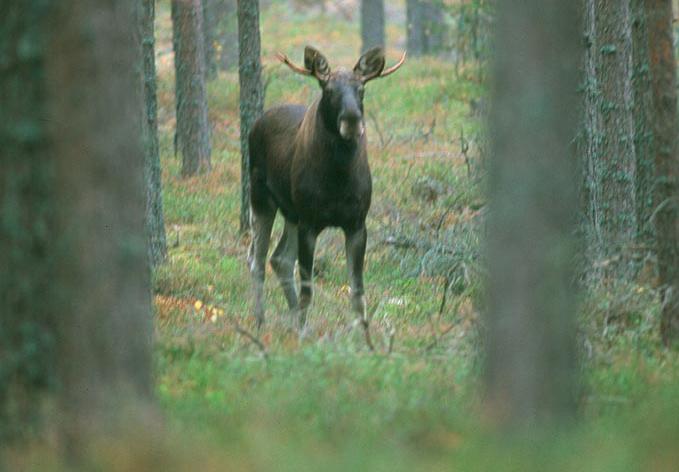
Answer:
[172,0,212,177]
[46,0,154,446]
[583,0,638,280]
[215,0,239,71]
[631,0,656,248]
[142,0,168,267]
[361,0,385,52]
[645,0,679,346]
[406,0,446,57]
[0,0,57,440]
[486,0,580,425]
[202,0,219,80]
[237,0,264,234]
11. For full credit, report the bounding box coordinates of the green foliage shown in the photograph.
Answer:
[8,1,679,469]
[141,3,679,469]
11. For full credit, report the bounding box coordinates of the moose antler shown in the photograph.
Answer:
[379,52,407,78]
[275,52,312,76]
[360,51,407,82]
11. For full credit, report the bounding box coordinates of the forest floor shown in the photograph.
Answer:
[145,1,679,470]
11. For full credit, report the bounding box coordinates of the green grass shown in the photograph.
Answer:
[141,1,679,470]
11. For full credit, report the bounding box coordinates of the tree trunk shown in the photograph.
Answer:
[142,0,168,267]
[486,0,580,426]
[645,0,679,346]
[215,0,239,71]
[0,1,57,440]
[406,0,425,56]
[237,0,264,234]
[407,0,446,57]
[46,0,154,447]
[202,0,219,80]
[361,0,385,52]
[172,0,212,177]
[583,0,638,280]
[631,0,656,248]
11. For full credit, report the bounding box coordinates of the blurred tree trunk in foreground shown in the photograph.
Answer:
[0,1,57,441]
[47,0,154,449]
[644,0,679,346]
[142,0,168,267]
[486,0,580,425]
[237,0,264,233]
[172,0,212,177]
[361,0,385,52]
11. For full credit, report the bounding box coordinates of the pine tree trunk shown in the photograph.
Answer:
[645,0,679,346]
[46,0,154,446]
[631,0,656,248]
[172,0,212,177]
[142,0,168,267]
[486,0,580,425]
[406,0,425,56]
[202,0,219,80]
[583,0,638,280]
[361,0,385,52]
[237,0,264,234]
[216,0,238,71]
[407,0,447,57]
[0,1,57,440]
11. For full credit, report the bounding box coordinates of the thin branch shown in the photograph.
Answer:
[231,318,269,361]
[386,324,396,356]
[361,318,375,352]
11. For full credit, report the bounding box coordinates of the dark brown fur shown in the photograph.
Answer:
[247,46,404,327]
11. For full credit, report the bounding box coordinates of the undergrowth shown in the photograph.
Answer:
[9,1,676,470]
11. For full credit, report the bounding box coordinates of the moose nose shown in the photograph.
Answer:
[338,110,364,140]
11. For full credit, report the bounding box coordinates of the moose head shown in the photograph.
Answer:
[276,46,406,141]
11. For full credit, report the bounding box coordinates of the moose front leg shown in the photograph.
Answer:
[345,225,368,321]
[297,225,318,328]
[248,207,275,328]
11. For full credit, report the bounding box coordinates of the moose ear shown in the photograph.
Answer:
[354,47,386,82]
[304,46,330,81]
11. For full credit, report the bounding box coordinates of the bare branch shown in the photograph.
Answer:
[231,318,269,361]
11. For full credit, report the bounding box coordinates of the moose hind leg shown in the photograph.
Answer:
[270,219,299,310]
[248,207,275,327]
[297,225,318,328]
[345,226,368,321]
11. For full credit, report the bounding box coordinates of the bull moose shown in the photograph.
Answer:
[248,46,406,328]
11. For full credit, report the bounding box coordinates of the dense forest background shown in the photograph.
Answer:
[2,0,679,470]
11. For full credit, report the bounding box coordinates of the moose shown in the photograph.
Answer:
[248,46,405,328]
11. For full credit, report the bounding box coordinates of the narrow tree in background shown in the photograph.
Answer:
[172,0,212,177]
[361,0,385,52]
[645,0,679,346]
[582,1,638,279]
[215,0,239,71]
[202,0,219,80]
[407,0,426,56]
[142,0,168,267]
[47,0,154,445]
[237,0,264,233]
[406,0,447,57]
[0,1,56,440]
[486,0,580,425]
